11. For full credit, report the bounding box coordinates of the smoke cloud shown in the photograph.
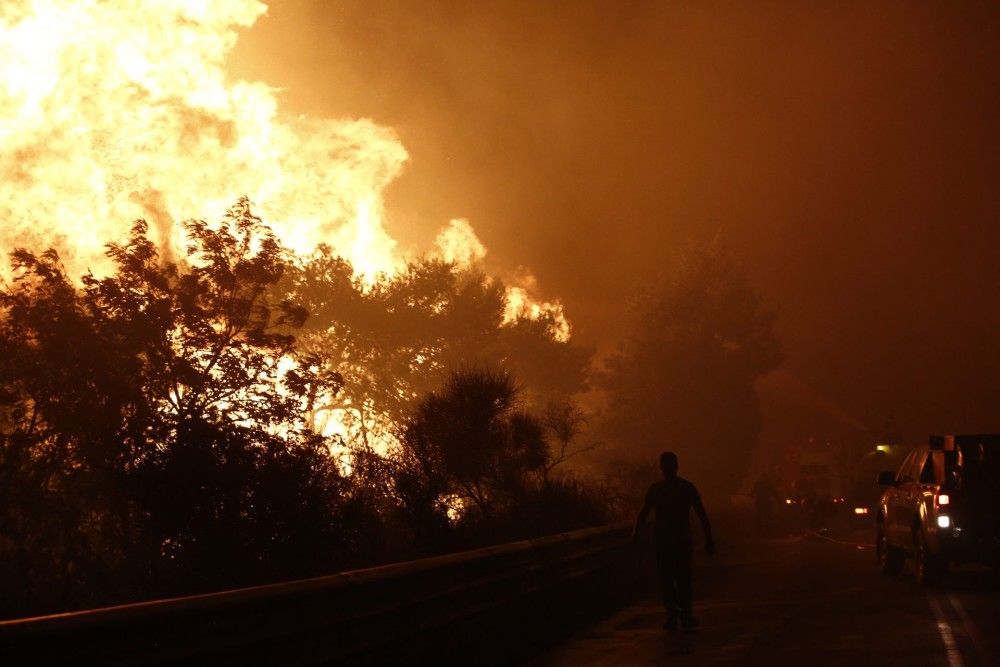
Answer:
[232,0,1000,447]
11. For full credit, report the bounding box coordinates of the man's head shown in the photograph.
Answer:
[660,451,679,478]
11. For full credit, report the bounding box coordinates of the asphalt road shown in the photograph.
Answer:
[529,526,1000,666]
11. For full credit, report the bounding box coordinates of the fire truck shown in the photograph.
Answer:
[783,440,848,529]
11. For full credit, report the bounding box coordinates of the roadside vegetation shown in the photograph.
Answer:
[0,201,600,618]
[0,201,777,618]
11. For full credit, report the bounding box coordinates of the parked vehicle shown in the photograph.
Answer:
[876,434,1000,585]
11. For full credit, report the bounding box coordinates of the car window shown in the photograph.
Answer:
[896,451,917,482]
[894,451,910,482]
[899,449,928,483]
[907,452,927,482]
[919,454,936,484]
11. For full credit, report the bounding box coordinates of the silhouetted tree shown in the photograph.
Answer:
[0,201,605,620]
[497,314,592,409]
[541,401,598,480]
[0,199,350,616]
[597,239,782,499]
[283,251,592,449]
[284,254,500,447]
[398,368,548,519]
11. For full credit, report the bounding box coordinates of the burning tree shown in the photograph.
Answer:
[0,200,601,618]
[0,0,603,619]
[282,249,591,452]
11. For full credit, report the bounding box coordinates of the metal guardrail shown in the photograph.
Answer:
[0,523,631,665]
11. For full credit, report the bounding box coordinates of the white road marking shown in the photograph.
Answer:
[947,594,984,663]
[927,595,964,667]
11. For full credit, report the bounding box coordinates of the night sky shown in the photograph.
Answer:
[232,1,1000,447]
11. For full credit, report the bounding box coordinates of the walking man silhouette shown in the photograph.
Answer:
[632,451,715,631]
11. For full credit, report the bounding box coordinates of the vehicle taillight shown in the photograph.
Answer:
[937,494,950,506]
[785,498,793,505]
[853,507,869,515]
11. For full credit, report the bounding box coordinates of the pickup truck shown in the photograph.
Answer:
[876,434,1000,585]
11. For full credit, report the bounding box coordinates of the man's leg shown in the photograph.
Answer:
[656,547,679,626]
[675,546,694,626]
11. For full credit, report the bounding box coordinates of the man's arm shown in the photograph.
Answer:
[692,489,715,554]
[631,494,653,543]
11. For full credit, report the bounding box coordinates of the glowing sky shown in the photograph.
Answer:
[232,1,1000,444]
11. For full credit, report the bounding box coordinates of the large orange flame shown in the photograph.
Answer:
[0,0,568,338]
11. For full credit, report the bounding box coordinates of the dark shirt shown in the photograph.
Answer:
[644,477,703,545]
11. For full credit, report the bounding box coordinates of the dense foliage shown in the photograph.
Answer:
[394,368,607,551]
[0,200,347,614]
[0,202,780,620]
[0,201,600,619]
[283,248,590,448]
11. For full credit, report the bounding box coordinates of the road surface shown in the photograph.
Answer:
[529,529,999,666]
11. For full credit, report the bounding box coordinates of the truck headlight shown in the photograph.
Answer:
[937,515,951,529]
